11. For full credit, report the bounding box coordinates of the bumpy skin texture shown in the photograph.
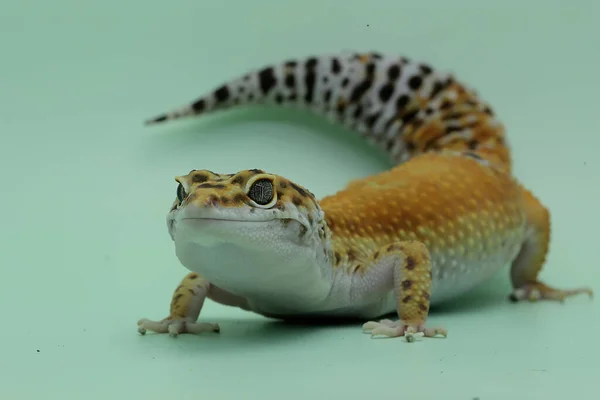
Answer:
[137,51,592,340]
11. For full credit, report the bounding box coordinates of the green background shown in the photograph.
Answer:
[1,0,598,398]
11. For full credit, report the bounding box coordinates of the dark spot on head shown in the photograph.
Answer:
[192,174,208,183]
[418,302,428,312]
[233,193,246,203]
[373,251,380,260]
[174,293,183,302]
[188,273,199,280]
[231,176,244,185]
[402,295,412,303]
[198,183,226,189]
[423,293,430,300]
[248,169,264,174]
[279,181,288,189]
[405,256,416,270]
[483,106,493,115]
[468,140,479,150]
[401,279,412,290]
[290,182,307,197]
[220,196,230,204]
[292,196,303,206]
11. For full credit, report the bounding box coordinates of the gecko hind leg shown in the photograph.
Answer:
[138,272,222,337]
[509,188,593,303]
[360,240,448,340]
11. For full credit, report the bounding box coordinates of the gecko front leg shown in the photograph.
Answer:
[137,272,248,336]
[355,240,447,340]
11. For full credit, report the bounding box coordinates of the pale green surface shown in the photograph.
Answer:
[1,0,599,398]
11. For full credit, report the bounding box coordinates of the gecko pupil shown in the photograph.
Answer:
[248,179,274,205]
[176,183,187,203]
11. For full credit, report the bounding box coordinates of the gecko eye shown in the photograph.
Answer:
[176,183,187,203]
[247,178,274,206]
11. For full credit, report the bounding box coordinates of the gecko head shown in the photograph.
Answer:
[166,168,331,292]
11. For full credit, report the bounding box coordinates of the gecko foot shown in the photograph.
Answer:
[137,317,220,337]
[509,281,593,303]
[362,319,447,341]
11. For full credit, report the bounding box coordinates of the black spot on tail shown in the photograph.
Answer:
[349,62,376,103]
[331,58,342,74]
[146,115,168,124]
[387,64,401,81]
[304,57,318,104]
[214,86,230,103]
[258,67,277,96]
[192,99,206,113]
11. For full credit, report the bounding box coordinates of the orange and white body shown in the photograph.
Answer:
[137,51,591,340]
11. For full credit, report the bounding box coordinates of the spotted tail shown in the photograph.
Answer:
[145,51,511,170]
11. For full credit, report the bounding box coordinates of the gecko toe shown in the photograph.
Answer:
[362,319,447,341]
[137,317,220,336]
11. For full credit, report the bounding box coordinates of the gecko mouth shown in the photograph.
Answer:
[179,217,277,223]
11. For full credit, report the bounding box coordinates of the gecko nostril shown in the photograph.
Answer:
[204,195,220,207]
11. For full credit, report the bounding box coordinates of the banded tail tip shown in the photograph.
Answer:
[143,106,194,126]
[144,114,169,125]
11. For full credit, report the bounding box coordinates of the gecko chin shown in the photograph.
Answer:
[169,216,327,298]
